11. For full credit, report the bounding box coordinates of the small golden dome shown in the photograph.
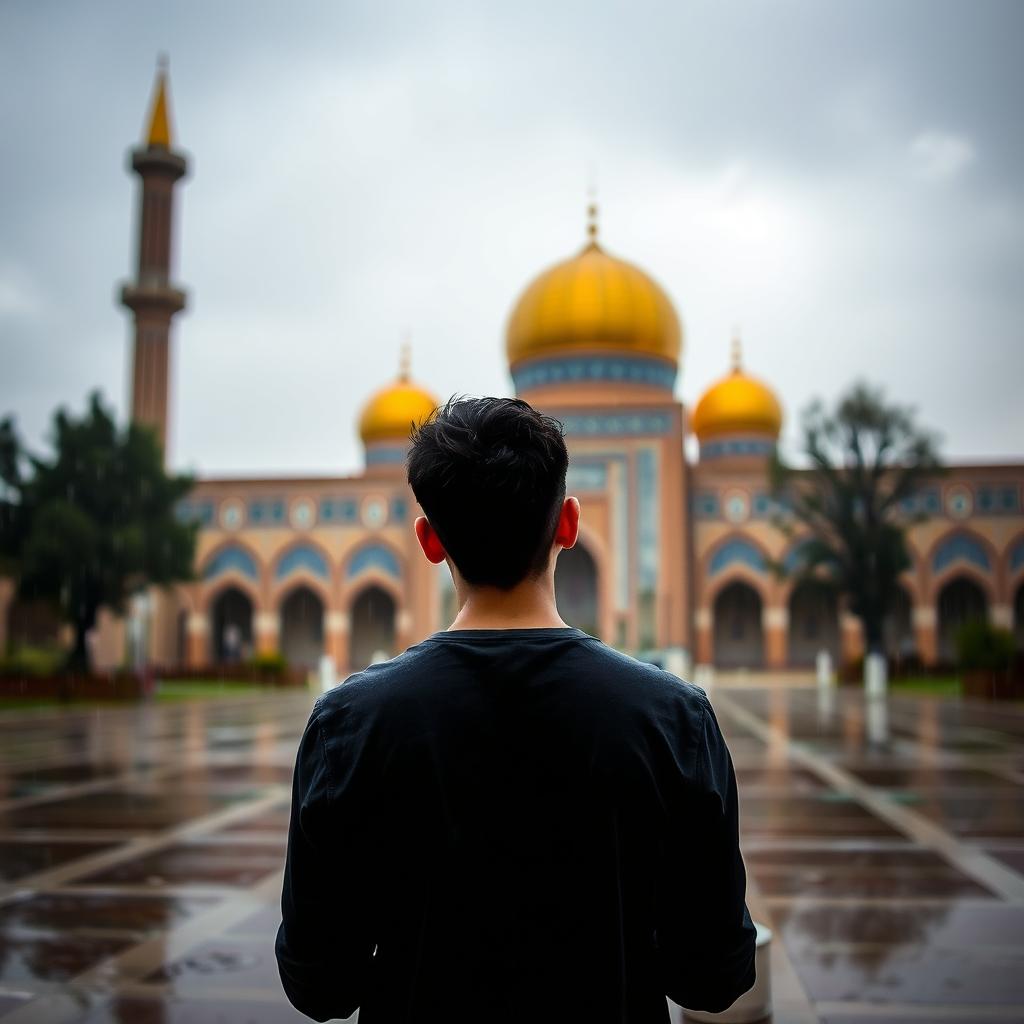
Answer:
[358,349,438,445]
[506,205,682,368]
[692,338,782,440]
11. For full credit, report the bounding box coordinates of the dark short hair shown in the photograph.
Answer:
[407,397,568,589]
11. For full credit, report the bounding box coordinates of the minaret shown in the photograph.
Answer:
[120,57,188,459]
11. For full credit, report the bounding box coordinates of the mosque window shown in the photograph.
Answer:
[709,538,766,576]
[752,494,773,518]
[276,545,330,581]
[248,499,286,526]
[933,533,991,574]
[203,545,259,581]
[320,498,358,523]
[347,543,401,580]
[1000,487,1019,512]
[694,493,719,519]
[390,498,408,522]
[175,500,214,527]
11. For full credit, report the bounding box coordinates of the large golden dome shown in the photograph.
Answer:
[692,340,782,440]
[506,208,682,369]
[359,353,438,445]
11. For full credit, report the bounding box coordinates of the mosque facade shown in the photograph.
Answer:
[9,68,1024,677]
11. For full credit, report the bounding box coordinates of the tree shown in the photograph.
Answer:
[770,382,942,665]
[0,392,196,673]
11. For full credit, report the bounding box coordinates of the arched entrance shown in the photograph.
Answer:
[280,586,324,671]
[884,586,916,662]
[788,581,840,667]
[713,582,764,668]
[211,587,254,664]
[555,543,599,638]
[350,586,396,672]
[937,576,988,662]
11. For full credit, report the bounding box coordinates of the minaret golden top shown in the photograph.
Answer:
[145,55,173,148]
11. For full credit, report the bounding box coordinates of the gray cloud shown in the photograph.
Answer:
[2,0,1022,474]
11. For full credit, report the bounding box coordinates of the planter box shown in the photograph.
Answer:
[963,668,1024,701]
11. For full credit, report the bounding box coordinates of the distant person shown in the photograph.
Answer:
[276,397,756,1023]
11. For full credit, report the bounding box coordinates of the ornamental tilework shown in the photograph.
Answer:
[175,500,215,527]
[276,545,330,581]
[320,498,358,524]
[700,438,776,459]
[559,413,673,437]
[247,499,286,526]
[1010,540,1024,574]
[512,354,676,393]
[347,544,400,580]
[709,538,766,576]
[203,546,259,581]
[933,533,991,574]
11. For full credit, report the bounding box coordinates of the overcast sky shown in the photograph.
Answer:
[2,0,1022,477]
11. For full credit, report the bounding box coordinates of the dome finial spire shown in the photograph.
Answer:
[586,197,599,244]
[398,333,411,382]
[730,328,743,372]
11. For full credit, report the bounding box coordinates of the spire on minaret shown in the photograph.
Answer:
[145,55,173,148]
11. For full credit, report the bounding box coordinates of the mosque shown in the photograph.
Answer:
[9,67,1024,678]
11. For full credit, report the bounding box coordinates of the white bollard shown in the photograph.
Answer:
[815,648,833,689]
[319,654,337,693]
[664,647,692,682]
[866,694,889,746]
[864,651,887,698]
[674,921,773,1024]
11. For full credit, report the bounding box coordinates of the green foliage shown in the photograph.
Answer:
[771,382,942,656]
[0,645,65,678]
[246,651,289,676]
[954,619,1014,671]
[0,391,197,672]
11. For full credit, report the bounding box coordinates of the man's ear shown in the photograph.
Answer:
[554,496,581,550]
[415,515,448,564]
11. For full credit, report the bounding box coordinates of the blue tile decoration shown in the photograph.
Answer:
[975,484,1020,515]
[319,498,358,524]
[203,545,259,581]
[700,438,776,459]
[558,412,673,437]
[636,449,659,591]
[275,545,330,581]
[709,537,767,576]
[175,500,215,527]
[512,354,677,394]
[933,532,991,574]
[784,539,814,574]
[366,445,407,466]
[247,499,286,526]
[347,543,401,580]
[694,492,720,519]
[1010,540,1024,574]
[390,497,408,522]
[566,462,609,491]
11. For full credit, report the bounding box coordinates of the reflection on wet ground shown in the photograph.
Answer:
[0,687,1022,1022]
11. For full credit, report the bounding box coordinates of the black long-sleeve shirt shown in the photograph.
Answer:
[276,627,755,1023]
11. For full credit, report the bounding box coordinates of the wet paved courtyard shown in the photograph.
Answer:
[0,685,1023,1023]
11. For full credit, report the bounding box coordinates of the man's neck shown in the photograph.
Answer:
[448,575,568,631]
